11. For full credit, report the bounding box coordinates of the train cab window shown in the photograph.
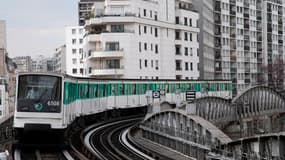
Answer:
[17,75,62,112]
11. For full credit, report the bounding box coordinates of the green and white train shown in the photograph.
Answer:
[13,72,232,130]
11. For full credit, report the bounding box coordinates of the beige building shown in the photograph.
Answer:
[0,21,7,80]
[0,49,6,79]
[0,20,6,49]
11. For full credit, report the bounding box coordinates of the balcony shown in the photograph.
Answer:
[230,55,236,61]
[89,67,124,76]
[245,79,250,83]
[245,56,250,62]
[245,67,250,73]
[88,49,124,59]
[214,15,221,24]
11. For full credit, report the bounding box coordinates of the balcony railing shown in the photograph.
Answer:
[89,67,124,76]
[88,49,124,59]
[85,29,135,36]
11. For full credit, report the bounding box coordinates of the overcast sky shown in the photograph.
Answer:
[0,0,78,58]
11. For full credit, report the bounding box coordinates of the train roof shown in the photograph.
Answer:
[16,72,232,83]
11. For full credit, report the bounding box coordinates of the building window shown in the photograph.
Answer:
[106,42,119,51]
[111,24,124,32]
[80,68,84,74]
[176,75,182,80]
[184,47,188,56]
[155,28,158,37]
[184,32,188,41]
[144,9,146,16]
[151,44,153,51]
[150,10,152,18]
[155,44,158,53]
[139,42,142,52]
[175,45,181,55]
[155,60,159,70]
[106,59,120,69]
[184,17,188,26]
[79,48,83,54]
[79,39,83,44]
[175,31,180,40]
[190,62,193,71]
[189,18,192,26]
[72,29,76,34]
[72,39,76,44]
[176,60,182,70]
[145,59,147,67]
[144,43,147,50]
[154,11,158,20]
[185,62,189,70]
[72,58,77,64]
[79,28,83,34]
[139,25,141,35]
[72,68,77,74]
[72,49,77,54]
[144,26,147,33]
[139,59,142,69]
[151,60,153,68]
[190,33,192,41]
[176,17,179,24]
[89,67,92,74]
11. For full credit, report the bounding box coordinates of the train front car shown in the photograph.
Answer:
[13,73,64,136]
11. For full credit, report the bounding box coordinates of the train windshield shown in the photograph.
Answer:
[17,75,62,113]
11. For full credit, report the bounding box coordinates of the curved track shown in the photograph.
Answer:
[14,149,73,160]
[85,117,151,160]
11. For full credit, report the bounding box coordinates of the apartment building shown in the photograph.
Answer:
[83,0,200,80]
[214,0,264,95]
[0,21,7,79]
[54,45,66,73]
[65,26,85,77]
[263,0,285,90]
[192,0,216,79]
[13,56,32,73]
[78,0,98,26]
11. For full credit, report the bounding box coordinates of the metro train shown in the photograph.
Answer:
[13,72,232,131]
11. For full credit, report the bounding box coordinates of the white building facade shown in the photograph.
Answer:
[83,0,200,80]
[13,56,32,73]
[65,26,85,77]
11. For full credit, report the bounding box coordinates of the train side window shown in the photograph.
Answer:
[119,84,124,95]
[112,84,118,96]
[125,84,129,95]
[143,84,147,94]
[164,83,168,93]
[94,84,98,97]
[103,84,107,97]
[136,84,140,94]
[128,84,132,95]
[195,83,200,91]
[132,84,136,95]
